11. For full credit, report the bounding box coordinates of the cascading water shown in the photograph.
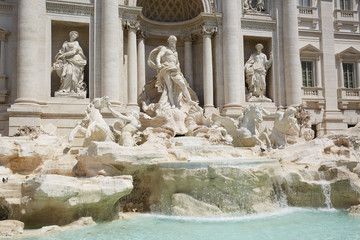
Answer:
[320,182,333,209]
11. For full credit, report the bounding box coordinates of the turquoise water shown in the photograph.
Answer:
[24,208,360,240]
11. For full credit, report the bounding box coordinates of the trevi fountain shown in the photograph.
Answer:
[1,0,360,239]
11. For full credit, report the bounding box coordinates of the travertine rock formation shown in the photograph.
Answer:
[0,174,133,225]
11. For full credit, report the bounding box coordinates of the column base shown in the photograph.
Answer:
[322,110,347,135]
[221,104,243,117]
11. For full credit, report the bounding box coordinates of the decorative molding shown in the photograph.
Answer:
[46,1,94,16]
[124,20,140,31]
[0,3,12,13]
[120,6,142,21]
[137,30,149,39]
[180,33,196,42]
[241,19,276,32]
[201,25,217,37]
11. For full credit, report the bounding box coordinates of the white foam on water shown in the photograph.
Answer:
[146,207,321,223]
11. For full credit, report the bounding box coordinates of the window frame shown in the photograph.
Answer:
[340,0,352,10]
[301,61,315,87]
[343,62,355,88]
[299,0,312,7]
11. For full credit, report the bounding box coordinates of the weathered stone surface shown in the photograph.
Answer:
[75,141,169,177]
[0,174,133,226]
[171,193,222,216]
[0,135,69,175]
[348,204,360,216]
[0,220,24,237]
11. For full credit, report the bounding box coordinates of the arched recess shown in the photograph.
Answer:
[137,0,204,22]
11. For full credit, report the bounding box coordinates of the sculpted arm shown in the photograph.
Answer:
[156,47,166,69]
[107,104,132,123]
[266,51,273,70]
[262,108,279,118]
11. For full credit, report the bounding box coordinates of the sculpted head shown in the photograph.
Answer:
[69,31,79,41]
[255,43,264,52]
[168,35,177,50]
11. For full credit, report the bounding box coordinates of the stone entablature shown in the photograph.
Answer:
[46,1,94,16]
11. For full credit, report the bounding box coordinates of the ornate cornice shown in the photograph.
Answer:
[46,1,94,16]
[241,19,276,32]
[120,6,142,21]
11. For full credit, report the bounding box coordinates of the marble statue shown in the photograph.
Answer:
[69,96,140,147]
[243,0,266,13]
[245,43,272,102]
[52,31,87,98]
[215,104,271,150]
[69,96,114,146]
[107,103,141,147]
[147,35,196,108]
[263,107,300,148]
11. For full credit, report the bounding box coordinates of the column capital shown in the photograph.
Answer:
[201,25,217,37]
[180,33,195,42]
[137,30,149,39]
[123,20,140,31]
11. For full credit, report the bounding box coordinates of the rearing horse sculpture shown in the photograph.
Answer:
[236,104,271,151]
[215,104,271,150]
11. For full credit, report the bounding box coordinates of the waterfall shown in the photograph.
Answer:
[320,182,333,209]
[274,182,288,208]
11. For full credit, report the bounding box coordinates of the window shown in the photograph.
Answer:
[343,63,355,88]
[340,0,351,10]
[299,0,311,7]
[302,61,314,87]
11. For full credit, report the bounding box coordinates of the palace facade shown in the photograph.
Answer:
[0,0,359,137]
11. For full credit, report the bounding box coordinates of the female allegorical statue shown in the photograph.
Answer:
[52,31,87,97]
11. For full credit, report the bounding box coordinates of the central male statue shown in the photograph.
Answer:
[148,35,195,108]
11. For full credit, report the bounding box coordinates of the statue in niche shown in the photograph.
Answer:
[52,31,87,98]
[147,35,196,108]
[243,0,266,13]
[68,96,141,147]
[245,43,272,102]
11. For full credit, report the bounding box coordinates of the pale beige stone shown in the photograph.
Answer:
[171,193,222,216]
[0,220,24,237]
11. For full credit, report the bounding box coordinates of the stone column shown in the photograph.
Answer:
[16,0,43,103]
[316,57,322,87]
[183,34,194,89]
[0,40,5,75]
[137,31,146,96]
[126,21,139,108]
[202,26,217,113]
[357,61,360,88]
[101,0,121,104]
[222,0,243,116]
[282,0,302,106]
[319,0,346,134]
[339,59,344,88]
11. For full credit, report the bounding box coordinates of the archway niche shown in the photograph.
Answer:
[137,0,204,22]
[243,36,274,102]
[51,21,89,98]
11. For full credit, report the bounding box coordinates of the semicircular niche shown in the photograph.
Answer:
[137,0,204,22]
